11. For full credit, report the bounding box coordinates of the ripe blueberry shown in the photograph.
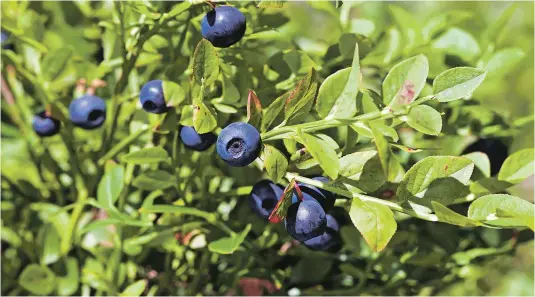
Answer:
[303,214,340,251]
[292,176,335,212]
[201,6,246,48]
[216,122,262,167]
[32,111,61,137]
[285,200,327,242]
[462,138,508,176]
[140,80,168,114]
[249,180,284,220]
[179,126,217,151]
[68,95,106,129]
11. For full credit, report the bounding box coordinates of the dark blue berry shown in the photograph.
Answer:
[1,31,13,50]
[140,80,168,114]
[303,214,340,251]
[179,126,217,151]
[249,180,284,220]
[32,111,60,137]
[216,122,262,167]
[68,95,106,129]
[291,176,335,212]
[201,6,246,48]
[285,200,326,242]
[462,138,508,176]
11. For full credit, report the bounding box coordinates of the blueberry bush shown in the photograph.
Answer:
[1,1,534,296]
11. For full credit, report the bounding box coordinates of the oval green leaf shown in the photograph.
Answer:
[405,105,442,135]
[433,67,486,102]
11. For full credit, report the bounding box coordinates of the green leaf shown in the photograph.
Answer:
[41,224,61,265]
[180,105,194,126]
[120,280,147,297]
[167,1,192,18]
[132,170,176,191]
[405,105,442,135]
[162,80,185,107]
[451,241,515,265]
[349,198,397,252]
[193,39,219,86]
[256,0,284,8]
[263,144,288,183]
[382,54,429,109]
[388,5,423,52]
[397,156,474,207]
[42,47,73,82]
[283,50,317,76]
[97,164,125,209]
[247,90,262,130]
[208,224,252,254]
[56,257,79,296]
[422,10,473,42]
[370,124,391,180]
[316,43,360,119]
[432,67,487,102]
[498,148,534,184]
[483,48,525,79]
[432,28,480,61]
[463,152,491,178]
[19,264,56,295]
[284,68,318,124]
[121,147,170,164]
[193,102,217,134]
[291,258,333,284]
[470,177,512,196]
[221,72,240,104]
[139,204,216,221]
[261,91,288,131]
[285,82,318,125]
[482,3,518,47]
[337,151,386,193]
[17,35,48,53]
[298,132,340,180]
[468,194,534,230]
[431,201,480,227]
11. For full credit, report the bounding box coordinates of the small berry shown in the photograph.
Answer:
[140,80,168,114]
[216,122,262,167]
[32,111,60,137]
[249,180,284,220]
[201,6,246,48]
[179,126,217,151]
[285,200,326,242]
[68,95,106,129]
[292,176,335,212]
[303,214,340,251]
[462,138,508,175]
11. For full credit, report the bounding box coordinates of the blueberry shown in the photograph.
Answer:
[216,122,262,167]
[32,111,61,137]
[140,80,168,114]
[462,138,508,176]
[179,126,217,151]
[1,31,13,50]
[285,200,327,242]
[201,6,246,48]
[303,214,340,251]
[249,180,284,220]
[68,95,107,129]
[291,176,335,211]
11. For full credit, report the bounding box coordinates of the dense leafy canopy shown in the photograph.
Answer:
[1,1,534,296]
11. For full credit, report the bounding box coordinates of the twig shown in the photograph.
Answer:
[1,72,15,105]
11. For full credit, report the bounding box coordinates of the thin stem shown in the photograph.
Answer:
[97,125,150,165]
[286,173,439,222]
[261,109,388,141]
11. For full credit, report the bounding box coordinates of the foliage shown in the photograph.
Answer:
[1,1,534,296]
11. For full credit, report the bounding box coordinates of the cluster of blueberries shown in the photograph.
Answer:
[33,78,263,167]
[249,177,341,251]
[32,5,259,167]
